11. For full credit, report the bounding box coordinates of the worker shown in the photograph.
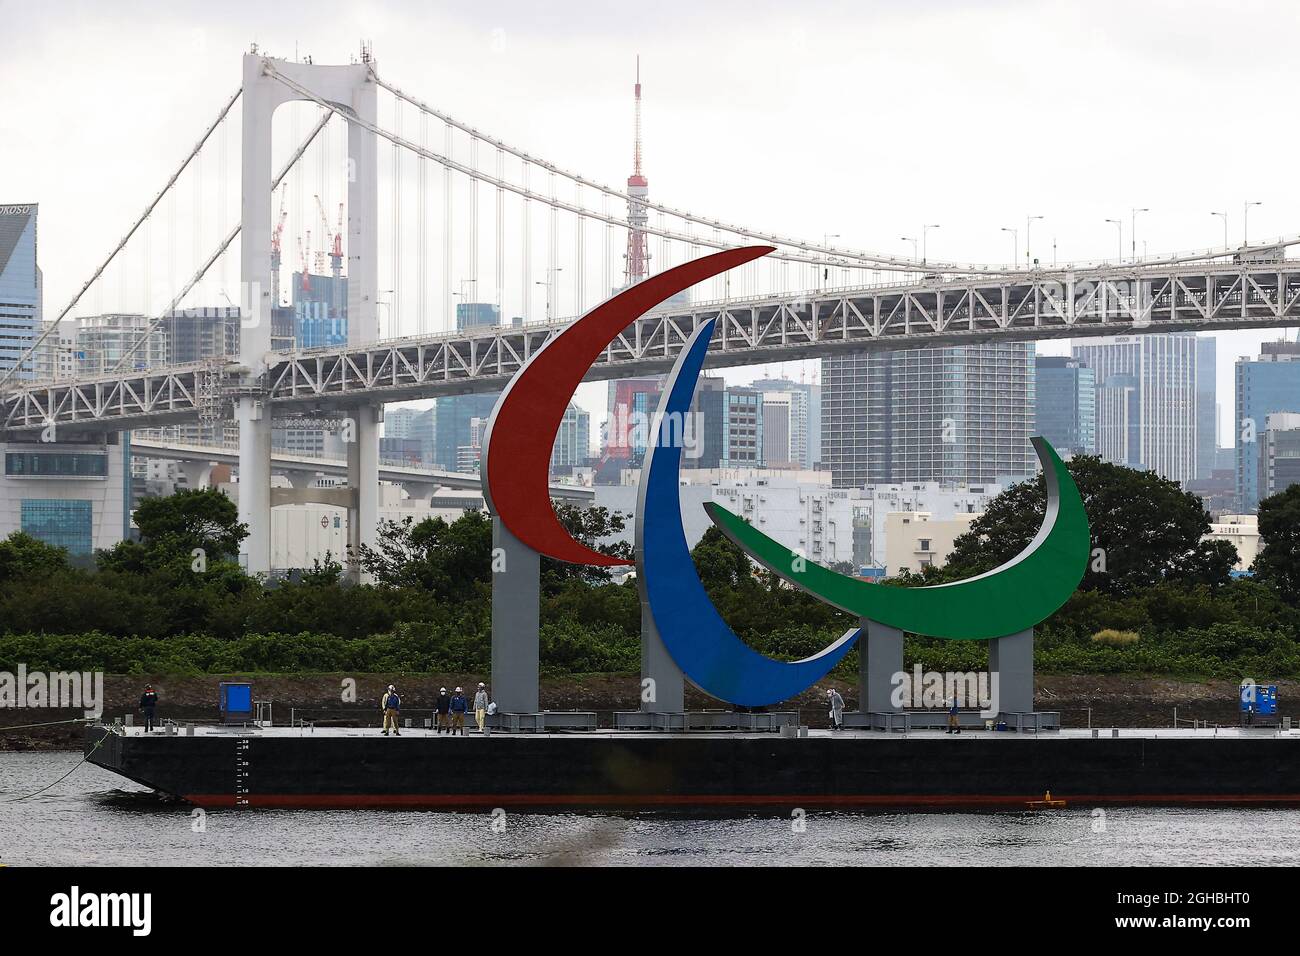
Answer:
[381,684,401,736]
[473,682,490,733]
[947,696,961,735]
[138,684,159,733]
[827,687,845,730]
[435,686,451,734]
[450,687,468,735]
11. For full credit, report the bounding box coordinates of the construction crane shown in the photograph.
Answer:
[331,201,344,278]
[313,195,345,279]
[313,194,332,274]
[270,185,288,304]
[298,231,312,293]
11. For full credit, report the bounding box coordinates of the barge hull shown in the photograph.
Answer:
[86,727,1300,811]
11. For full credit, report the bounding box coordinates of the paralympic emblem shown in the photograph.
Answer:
[483,247,1091,706]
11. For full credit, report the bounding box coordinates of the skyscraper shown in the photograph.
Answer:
[721,386,764,468]
[1196,336,1217,480]
[293,268,347,348]
[164,306,240,365]
[1094,374,1141,467]
[551,403,591,474]
[76,314,168,374]
[1259,412,1300,502]
[760,394,792,467]
[822,344,1037,489]
[1235,340,1300,511]
[1072,333,1198,484]
[435,303,501,471]
[382,406,435,466]
[597,377,663,481]
[750,377,815,469]
[0,204,41,379]
[1034,356,1096,456]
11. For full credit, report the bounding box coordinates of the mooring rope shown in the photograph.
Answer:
[1,722,106,803]
[0,716,97,733]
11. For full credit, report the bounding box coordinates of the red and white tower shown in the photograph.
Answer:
[623,57,651,286]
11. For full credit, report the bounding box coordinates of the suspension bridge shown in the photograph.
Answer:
[4,47,1299,578]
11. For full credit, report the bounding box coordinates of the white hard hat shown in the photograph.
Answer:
[455,686,463,693]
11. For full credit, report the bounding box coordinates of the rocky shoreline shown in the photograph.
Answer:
[0,672,1282,751]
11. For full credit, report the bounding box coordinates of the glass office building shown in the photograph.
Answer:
[822,343,1037,488]
[434,303,501,471]
[1073,333,1198,485]
[20,499,93,555]
[1035,356,1096,456]
[1235,340,1300,512]
[293,271,348,349]
[0,436,127,558]
[0,204,40,379]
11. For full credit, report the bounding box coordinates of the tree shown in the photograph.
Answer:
[358,510,493,602]
[0,531,70,582]
[542,505,633,592]
[98,488,248,573]
[1254,483,1300,604]
[944,456,1224,594]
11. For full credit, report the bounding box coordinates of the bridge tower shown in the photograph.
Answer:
[238,50,380,579]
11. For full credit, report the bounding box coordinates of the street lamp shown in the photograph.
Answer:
[1131,208,1149,260]
[1025,216,1043,268]
[534,268,563,321]
[376,288,395,338]
[900,236,918,260]
[1105,219,1122,262]
[922,224,940,265]
[452,278,480,325]
[1211,211,1228,250]
[1000,227,1018,265]
[1244,201,1262,246]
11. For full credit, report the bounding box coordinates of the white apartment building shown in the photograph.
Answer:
[1206,513,1261,572]
[857,481,1005,570]
[596,470,856,566]
[884,511,981,575]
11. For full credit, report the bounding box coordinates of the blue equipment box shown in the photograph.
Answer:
[220,681,253,723]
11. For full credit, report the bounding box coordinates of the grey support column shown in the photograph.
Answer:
[862,618,904,714]
[345,404,379,584]
[989,628,1034,716]
[178,460,213,491]
[640,604,684,714]
[236,53,275,579]
[491,516,540,714]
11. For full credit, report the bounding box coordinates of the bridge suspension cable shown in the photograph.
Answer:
[369,66,1300,278]
[0,87,243,390]
[264,64,908,275]
[109,107,337,374]
[368,70,950,273]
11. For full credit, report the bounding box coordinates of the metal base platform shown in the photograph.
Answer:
[492,711,598,733]
[612,711,798,732]
[841,711,1062,732]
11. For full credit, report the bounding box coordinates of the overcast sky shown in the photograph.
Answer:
[4,0,1300,443]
